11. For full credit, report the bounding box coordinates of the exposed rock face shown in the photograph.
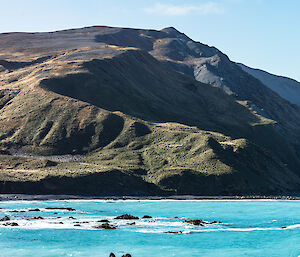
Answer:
[237,63,300,107]
[0,26,299,195]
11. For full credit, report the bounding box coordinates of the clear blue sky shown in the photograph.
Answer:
[1,0,299,81]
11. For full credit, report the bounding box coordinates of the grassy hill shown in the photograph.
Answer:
[0,26,299,195]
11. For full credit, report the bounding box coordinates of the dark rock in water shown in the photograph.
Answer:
[74,224,81,227]
[109,253,116,257]
[4,222,18,226]
[183,219,221,226]
[114,214,139,220]
[69,216,76,219]
[33,216,44,220]
[94,223,117,230]
[209,221,221,224]
[45,207,75,211]
[142,215,152,219]
[29,208,41,212]
[165,231,183,234]
[53,212,58,215]
[98,219,109,223]
[0,216,10,221]
[184,219,204,226]
[281,226,287,229]
[122,254,132,257]
[127,222,136,225]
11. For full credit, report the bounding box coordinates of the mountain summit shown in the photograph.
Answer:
[0,26,299,195]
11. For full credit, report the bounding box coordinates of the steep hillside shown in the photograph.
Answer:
[0,26,299,195]
[87,26,300,146]
[237,63,300,107]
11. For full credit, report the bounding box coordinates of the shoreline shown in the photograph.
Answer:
[1,194,299,201]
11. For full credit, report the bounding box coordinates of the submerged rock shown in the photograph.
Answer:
[29,208,41,212]
[0,216,10,221]
[114,214,139,220]
[122,254,132,257]
[109,253,116,257]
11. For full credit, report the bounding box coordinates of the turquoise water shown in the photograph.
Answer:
[0,200,299,257]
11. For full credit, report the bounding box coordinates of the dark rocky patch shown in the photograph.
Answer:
[114,214,139,220]
[0,216,10,221]
[4,222,18,226]
[32,216,44,220]
[94,223,117,230]
[45,207,75,211]
[142,215,152,219]
[98,219,109,223]
[183,219,221,226]
[183,219,205,226]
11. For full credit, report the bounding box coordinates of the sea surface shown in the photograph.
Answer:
[0,199,299,257]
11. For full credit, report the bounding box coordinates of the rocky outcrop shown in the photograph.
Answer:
[114,214,139,220]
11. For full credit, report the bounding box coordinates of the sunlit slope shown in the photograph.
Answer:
[0,27,299,195]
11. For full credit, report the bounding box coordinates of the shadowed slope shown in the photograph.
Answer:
[237,63,300,107]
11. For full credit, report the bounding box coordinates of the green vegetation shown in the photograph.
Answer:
[0,28,299,195]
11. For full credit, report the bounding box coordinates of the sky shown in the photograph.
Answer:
[0,0,299,81]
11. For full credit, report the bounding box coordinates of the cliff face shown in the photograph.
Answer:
[0,26,299,195]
